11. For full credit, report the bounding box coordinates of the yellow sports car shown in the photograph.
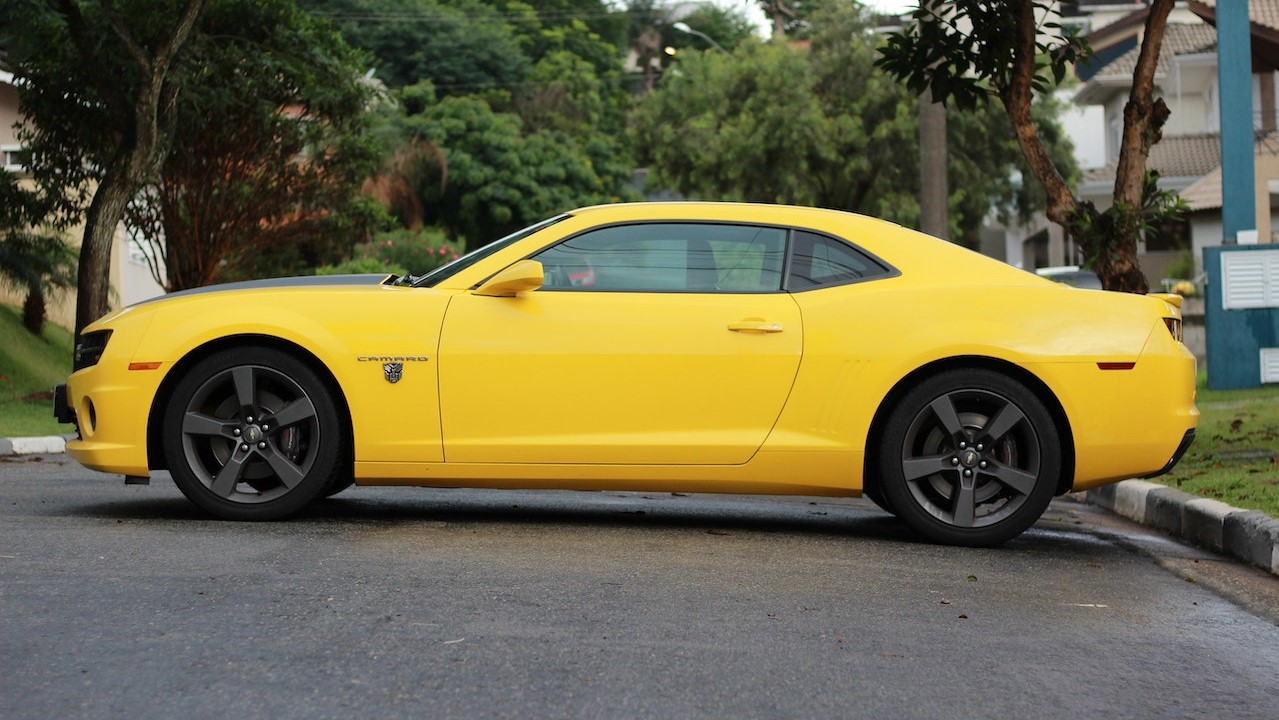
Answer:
[55,203,1198,546]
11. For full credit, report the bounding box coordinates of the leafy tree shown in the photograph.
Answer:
[633,1,1074,247]
[388,82,637,249]
[668,4,757,54]
[4,0,208,334]
[0,156,76,336]
[301,0,529,91]
[877,0,1180,293]
[123,0,386,290]
[0,231,76,335]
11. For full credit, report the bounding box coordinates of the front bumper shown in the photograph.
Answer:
[53,383,76,427]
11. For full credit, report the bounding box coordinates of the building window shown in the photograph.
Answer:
[2,145,24,173]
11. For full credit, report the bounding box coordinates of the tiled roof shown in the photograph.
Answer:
[1193,0,1279,34]
[1178,133,1279,211]
[1089,23,1217,82]
[1082,132,1223,183]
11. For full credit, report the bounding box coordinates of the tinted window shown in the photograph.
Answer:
[787,231,888,290]
[534,223,786,293]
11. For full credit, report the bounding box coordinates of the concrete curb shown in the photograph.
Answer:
[1,435,68,456]
[1084,480,1279,577]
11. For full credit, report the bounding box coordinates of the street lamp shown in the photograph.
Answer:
[672,22,728,54]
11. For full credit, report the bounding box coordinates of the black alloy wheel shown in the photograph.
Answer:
[162,347,343,520]
[878,369,1061,546]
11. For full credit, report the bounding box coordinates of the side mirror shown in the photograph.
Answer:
[474,260,544,297]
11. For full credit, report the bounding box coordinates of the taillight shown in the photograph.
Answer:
[1163,317,1183,343]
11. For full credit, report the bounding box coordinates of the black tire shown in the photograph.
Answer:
[878,369,1061,547]
[162,347,344,520]
[862,483,896,515]
[321,476,356,499]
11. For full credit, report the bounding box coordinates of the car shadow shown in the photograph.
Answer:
[64,483,1110,555]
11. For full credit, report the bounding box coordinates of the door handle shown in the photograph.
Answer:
[728,321,784,333]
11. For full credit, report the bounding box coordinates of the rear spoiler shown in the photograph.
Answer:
[1148,292,1183,309]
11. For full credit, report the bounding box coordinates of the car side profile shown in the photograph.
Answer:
[55,202,1198,546]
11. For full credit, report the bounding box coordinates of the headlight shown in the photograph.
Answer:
[74,330,113,370]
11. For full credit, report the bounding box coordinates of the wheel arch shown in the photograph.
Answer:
[146,334,355,472]
[861,355,1076,498]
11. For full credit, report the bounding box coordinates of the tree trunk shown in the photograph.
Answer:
[75,163,136,334]
[63,0,208,335]
[996,0,1171,294]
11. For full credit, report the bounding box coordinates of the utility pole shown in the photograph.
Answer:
[919,87,949,240]
[918,1,948,240]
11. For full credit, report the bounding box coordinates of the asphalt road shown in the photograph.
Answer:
[2,454,1278,720]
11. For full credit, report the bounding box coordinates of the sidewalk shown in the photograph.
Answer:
[5,434,1277,576]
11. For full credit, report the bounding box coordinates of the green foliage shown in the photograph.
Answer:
[1067,171,1188,266]
[121,0,387,288]
[0,301,73,399]
[0,184,77,334]
[667,4,756,53]
[0,302,74,437]
[301,0,530,91]
[875,0,1090,110]
[315,256,405,276]
[386,82,637,249]
[315,227,461,275]
[633,0,1075,247]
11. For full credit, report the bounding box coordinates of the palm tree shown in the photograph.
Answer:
[0,230,77,335]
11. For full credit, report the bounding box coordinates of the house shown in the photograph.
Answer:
[1071,0,1279,283]
[0,61,164,331]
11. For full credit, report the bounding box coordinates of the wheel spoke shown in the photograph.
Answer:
[929,394,965,440]
[183,411,232,438]
[902,454,954,482]
[262,449,307,489]
[232,367,257,415]
[952,478,976,527]
[980,401,1025,445]
[265,397,316,430]
[983,463,1038,496]
[209,452,250,497]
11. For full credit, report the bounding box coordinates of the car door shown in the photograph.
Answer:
[437,221,803,465]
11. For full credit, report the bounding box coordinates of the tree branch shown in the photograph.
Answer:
[998,0,1076,225]
[1113,0,1174,207]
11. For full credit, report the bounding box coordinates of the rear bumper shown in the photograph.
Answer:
[1142,428,1196,479]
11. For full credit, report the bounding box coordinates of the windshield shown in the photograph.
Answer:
[411,214,570,288]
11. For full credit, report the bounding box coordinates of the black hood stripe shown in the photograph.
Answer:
[129,274,392,307]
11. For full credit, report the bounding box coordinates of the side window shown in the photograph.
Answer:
[787,230,889,290]
[534,223,786,293]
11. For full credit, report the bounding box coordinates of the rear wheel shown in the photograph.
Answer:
[162,347,343,520]
[878,369,1061,546]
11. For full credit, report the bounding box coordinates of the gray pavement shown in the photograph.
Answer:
[2,454,1278,719]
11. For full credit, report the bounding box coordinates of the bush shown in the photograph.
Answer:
[314,227,462,277]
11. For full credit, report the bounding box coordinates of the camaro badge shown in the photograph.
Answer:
[356,355,428,385]
[383,362,403,384]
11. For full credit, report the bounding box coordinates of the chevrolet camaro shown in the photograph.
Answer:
[55,202,1198,546]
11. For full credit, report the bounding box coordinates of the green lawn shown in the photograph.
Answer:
[1153,374,1279,517]
[0,304,74,437]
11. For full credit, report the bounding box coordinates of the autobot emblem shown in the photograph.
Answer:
[383,362,403,384]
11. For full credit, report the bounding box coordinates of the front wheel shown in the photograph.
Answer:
[162,347,344,520]
[878,369,1061,547]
